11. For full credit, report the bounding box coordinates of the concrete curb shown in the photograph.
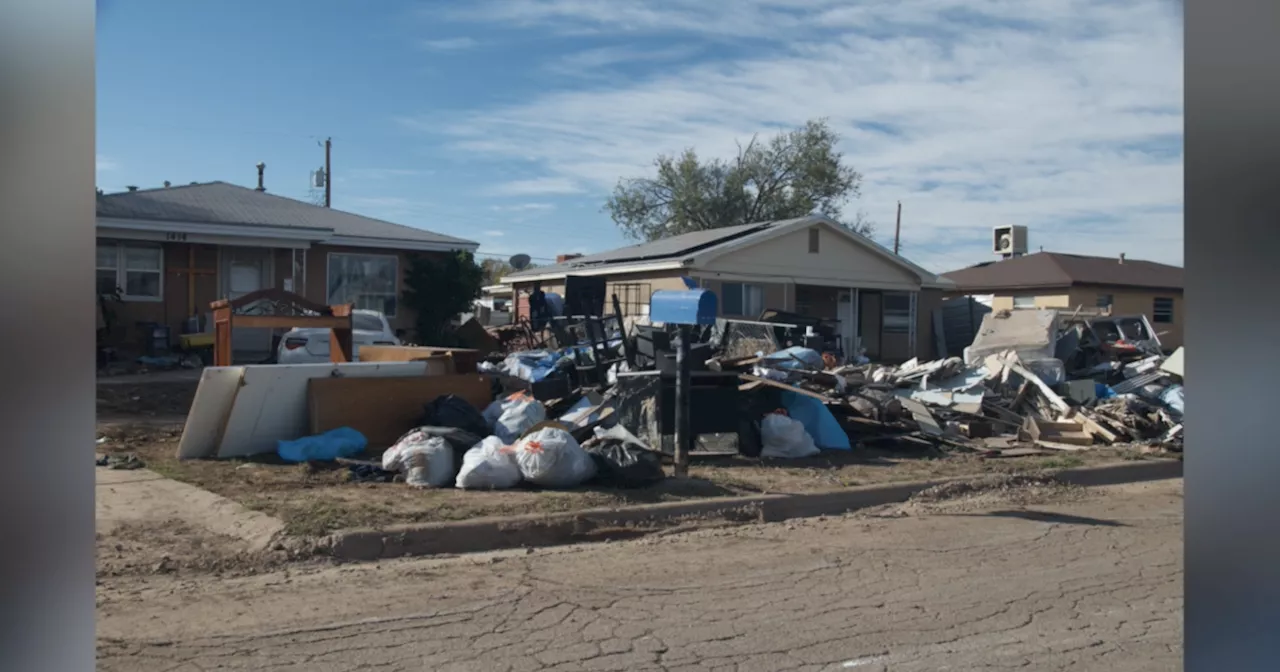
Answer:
[328,457,1182,562]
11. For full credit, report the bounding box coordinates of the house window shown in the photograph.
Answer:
[327,253,398,317]
[808,228,820,254]
[721,282,763,317]
[1012,296,1036,309]
[96,242,162,301]
[611,282,652,317]
[883,292,912,334]
[1152,297,1174,323]
[1097,294,1114,310]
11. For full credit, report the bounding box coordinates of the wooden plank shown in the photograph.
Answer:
[307,374,494,449]
[1063,408,1118,444]
[900,397,944,436]
[738,374,834,403]
[358,345,479,374]
[1035,439,1091,452]
[1004,359,1072,414]
[232,315,350,330]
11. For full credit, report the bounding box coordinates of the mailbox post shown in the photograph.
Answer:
[648,288,718,477]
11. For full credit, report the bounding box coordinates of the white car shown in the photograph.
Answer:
[276,309,401,364]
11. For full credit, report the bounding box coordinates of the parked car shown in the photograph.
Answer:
[276,309,401,364]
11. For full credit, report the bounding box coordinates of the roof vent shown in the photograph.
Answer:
[1119,253,1126,264]
[163,180,171,188]
[126,185,138,192]
[255,162,266,192]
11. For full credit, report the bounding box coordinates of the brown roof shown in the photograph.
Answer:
[941,252,1183,292]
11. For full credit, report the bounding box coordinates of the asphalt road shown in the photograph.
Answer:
[97,479,1183,671]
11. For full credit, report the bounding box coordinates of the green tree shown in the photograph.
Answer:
[605,119,868,242]
[402,251,485,346]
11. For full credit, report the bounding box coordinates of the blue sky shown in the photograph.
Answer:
[96,0,1184,272]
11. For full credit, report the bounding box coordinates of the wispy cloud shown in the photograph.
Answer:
[490,202,556,212]
[483,230,506,237]
[546,44,703,77]
[487,177,585,196]
[420,37,479,51]
[96,155,119,172]
[431,0,1184,270]
[347,168,429,181]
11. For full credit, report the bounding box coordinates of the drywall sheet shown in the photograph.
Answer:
[177,366,247,460]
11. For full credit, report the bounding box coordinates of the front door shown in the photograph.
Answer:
[222,247,274,357]
[859,291,882,359]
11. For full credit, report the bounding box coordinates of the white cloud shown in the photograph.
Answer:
[484,230,507,237]
[490,202,556,212]
[430,0,1184,270]
[421,36,479,51]
[347,168,429,180]
[546,44,702,77]
[487,177,585,196]
[96,155,119,172]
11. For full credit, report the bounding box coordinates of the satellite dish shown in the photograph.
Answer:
[509,253,532,270]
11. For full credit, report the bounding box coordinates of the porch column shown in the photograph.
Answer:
[907,291,918,357]
[851,288,860,356]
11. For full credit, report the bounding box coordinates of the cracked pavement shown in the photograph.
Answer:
[96,479,1183,671]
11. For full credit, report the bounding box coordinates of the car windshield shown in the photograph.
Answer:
[353,314,384,332]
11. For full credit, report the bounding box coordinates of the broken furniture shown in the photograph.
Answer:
[211,288,354,367]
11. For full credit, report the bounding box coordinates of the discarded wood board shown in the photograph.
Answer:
[900,397,944,437]
[1034,439,1091,452]
[308,374,493,448]
[1004,358,1072,414]
[357,345,476,374]
[1062,408,1118,444]
[181,361,440,460]
[1020,417,1092,446]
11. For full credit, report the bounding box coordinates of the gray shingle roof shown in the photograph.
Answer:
[505,218,800,279]
[942,252,1183,292]
[96,181,477,247]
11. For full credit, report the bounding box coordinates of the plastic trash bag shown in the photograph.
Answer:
[779,391,851,450]
[584,441,665,488]
[760,346,825,371]
[493,399,548,444]
[420,395,490,438]
[1160,384,1184,416]
[277,427,367,463]
[455,436,522,490]
[512,427,597,488]
[760,413,820,459]
[382,430,456,488]
[483,391,532,426]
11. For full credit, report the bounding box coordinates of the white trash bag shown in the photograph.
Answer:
[382,430,455,488]
[494,399,547,444]
[760,412,820,459]
[512,427,597,488]
[455,436,522,490]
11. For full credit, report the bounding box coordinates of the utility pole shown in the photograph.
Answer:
[323,137,332,208]
[893,201,903,255]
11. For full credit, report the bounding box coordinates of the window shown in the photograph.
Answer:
[1012,296,1036,309]
[612,282,652,317]
[327,253,398,316]
[1096,294,1114,309]
[883,292,912,334]
[808,228,820,254]
[720,282,763,317]
[96,242,162,300]
[1152,297,1174,323]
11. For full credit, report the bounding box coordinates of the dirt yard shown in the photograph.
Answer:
[95,418,1169,539]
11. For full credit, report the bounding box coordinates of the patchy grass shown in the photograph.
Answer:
[95,422,1157,538]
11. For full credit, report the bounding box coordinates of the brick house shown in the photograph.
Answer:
[96,180,479,357]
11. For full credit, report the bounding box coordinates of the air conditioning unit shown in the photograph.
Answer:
[993,225,1028,258]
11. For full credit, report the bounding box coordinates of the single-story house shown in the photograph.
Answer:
[96,180,479,355]
[500,215,956,362]
[940,251,1184,350]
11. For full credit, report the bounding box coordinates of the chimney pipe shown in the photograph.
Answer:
[255,162,266,191]
[163,180,171,188]
[1118,253,1125,264]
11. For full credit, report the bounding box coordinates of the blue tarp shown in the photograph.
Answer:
[761,347,825,371]
[277,427,368,463]
[779,391,852,451]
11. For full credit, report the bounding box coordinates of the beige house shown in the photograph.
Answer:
[501,215,956,362]
[941,251,1184,350]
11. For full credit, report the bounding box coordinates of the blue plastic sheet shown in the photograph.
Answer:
[1095,383,1117,399]
[779,391,852,451]
[1160,384,1184,416]
[761,347,825,371]
[277,427,368,463]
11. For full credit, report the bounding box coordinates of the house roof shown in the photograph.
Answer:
[941,252,1183,292]
[96,181,478,248]
[504,220,780,280]
[502,215,952,289]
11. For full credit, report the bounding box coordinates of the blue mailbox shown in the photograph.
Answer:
[649,289,718,326]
